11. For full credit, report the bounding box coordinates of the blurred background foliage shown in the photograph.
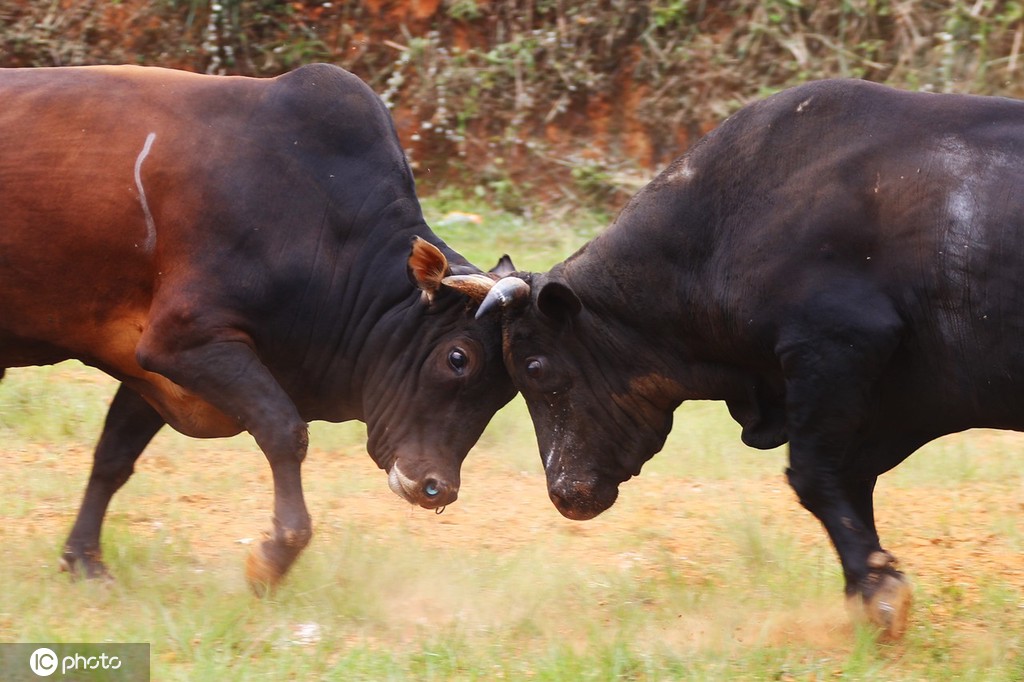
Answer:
[2,0,1023,212]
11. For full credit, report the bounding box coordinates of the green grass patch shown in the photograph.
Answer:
[0,364,115,444]
[422,190,608,273]
[1,196,1023,680]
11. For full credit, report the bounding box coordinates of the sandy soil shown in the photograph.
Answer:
[8,428,1023,655]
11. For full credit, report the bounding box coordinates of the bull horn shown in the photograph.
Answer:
[441,274,496,302]
[475,276,530,319]
[388,462,418,501]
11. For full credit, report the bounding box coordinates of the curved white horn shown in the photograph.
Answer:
[388,462,418,501]
[441,274,496,302]
[475,276,530,319]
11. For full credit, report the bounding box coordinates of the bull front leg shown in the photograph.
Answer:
[776,291,910,638]
[243,420,313,595]
[787,464,911,639]
[136,328,312,594]
[841,476,911,635]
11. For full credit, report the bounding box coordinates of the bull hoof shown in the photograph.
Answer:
[245,540,282,597]
[847,567,913,640]
[60,547,113,581]
[244,528,311,596]
[866,571,912,640]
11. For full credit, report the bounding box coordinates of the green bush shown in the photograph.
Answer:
[4,0,1024,210]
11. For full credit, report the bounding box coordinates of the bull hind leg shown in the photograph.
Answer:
[61,384,164,578]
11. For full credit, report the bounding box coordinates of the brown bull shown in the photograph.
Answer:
[0,63,516,589]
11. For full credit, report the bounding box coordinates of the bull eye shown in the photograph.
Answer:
[448,347,469,374]
[525,357,544,379]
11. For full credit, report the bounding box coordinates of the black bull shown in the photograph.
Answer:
[482,78,1024,638]
[0,63,517,590]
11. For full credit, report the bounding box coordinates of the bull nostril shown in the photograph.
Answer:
[549,487,568,507]
[424,479,440,498]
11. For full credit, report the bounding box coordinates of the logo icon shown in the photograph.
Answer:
[29,647,58,677]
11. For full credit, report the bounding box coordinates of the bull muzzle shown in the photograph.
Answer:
[387,462,459,509]
[546,472,619,521]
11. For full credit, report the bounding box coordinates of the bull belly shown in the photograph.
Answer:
[0,319,243,440]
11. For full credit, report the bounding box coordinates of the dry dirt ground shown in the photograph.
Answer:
[6,424,1024,659]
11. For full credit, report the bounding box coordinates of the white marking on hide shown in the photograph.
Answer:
[543,408,575,472]
[796,97,813,113]
[134,132,158,252]
[936,138,974,345]
[666,157,696,185]
[543,419,560,470]
[938,137,975,233]
[934,135,978,286]
[930,134,1015,346]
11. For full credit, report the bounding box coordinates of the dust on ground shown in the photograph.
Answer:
[6,428,1023,656]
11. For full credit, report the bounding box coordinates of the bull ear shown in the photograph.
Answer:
[408,236,450,303]
[490,254,516,276]
[537,281,582,322]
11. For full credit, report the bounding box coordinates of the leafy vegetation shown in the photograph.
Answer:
[4,1,1024,210]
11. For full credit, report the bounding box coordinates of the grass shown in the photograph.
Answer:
[3,372,1023,680]
[422,190,611,273]
[0,197,1022,680]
